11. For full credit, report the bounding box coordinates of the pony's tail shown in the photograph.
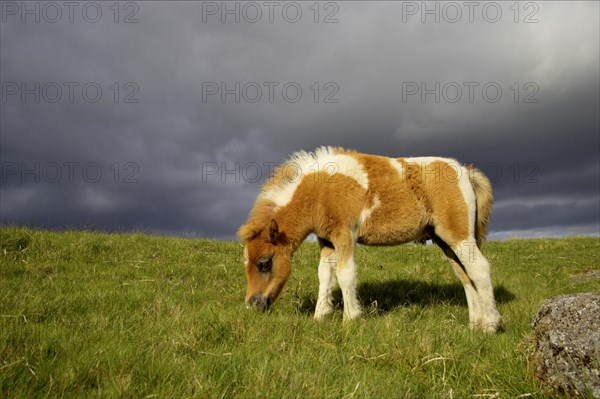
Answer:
[468,165,494,247]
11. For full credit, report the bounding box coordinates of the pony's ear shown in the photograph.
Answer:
[237,224,258,242]
[269,219,279,243]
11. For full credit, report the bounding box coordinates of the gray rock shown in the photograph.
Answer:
[571,272,600,283]
[526,293,600,398]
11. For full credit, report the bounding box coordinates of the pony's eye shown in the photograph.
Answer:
[256,256,272,273]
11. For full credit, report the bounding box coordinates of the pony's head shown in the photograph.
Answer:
[238,219,292,311]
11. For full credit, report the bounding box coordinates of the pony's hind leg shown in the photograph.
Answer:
[453,240,503,332]
[431,235,482,327]
[314,238,337,320]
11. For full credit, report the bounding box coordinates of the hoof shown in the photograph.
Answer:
[314,300,334,320]
[471,315,503,333]
[343,307,364,322]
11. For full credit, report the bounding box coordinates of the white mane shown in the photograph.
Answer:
[259,146,368,208]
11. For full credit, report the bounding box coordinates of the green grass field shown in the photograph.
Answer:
[1,227,598,398]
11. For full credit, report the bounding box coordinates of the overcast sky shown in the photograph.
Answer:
[1,1,599,241]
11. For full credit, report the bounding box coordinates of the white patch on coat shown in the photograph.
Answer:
[457,165,476,239]
[259,147,369,208]
[389,158,404,178]
[358,195,381,226]
[243,246,249,267]
[404,156,460,168]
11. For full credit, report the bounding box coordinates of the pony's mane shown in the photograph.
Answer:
[286,146,353,166]
[238,146,354,241]
[264,146,352,188]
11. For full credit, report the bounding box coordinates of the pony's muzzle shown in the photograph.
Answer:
[246,294,271,311]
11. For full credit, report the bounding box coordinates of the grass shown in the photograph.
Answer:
[1,226,598,398]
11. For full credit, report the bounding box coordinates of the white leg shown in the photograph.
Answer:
[336,254,363,321]
[314,249,337,320]
[435,238,483,328]
[449,261,482,327]
[454,241,502,332]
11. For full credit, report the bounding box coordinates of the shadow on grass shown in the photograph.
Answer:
[295,279,515,315]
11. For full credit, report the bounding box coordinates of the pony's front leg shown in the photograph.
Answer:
[334,243,363,321]
[314,244,337,320]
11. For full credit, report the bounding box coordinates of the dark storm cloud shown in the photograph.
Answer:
[1,1,598,240]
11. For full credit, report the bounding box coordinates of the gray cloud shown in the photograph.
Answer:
[1,1,598,240]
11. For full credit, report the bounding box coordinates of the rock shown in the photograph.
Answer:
[571,272,600,283]
[525,293,600,398]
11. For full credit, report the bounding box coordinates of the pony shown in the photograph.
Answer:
[238,147,503,332]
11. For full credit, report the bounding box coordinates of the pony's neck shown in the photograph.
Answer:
[279,215,313,254]
[272,205,315,254]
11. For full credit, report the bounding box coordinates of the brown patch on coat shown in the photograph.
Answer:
[418,160,470,246]
[351,155,470,246]
[353,154,429,245]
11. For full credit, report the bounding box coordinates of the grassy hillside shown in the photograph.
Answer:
[1,227,598,398]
